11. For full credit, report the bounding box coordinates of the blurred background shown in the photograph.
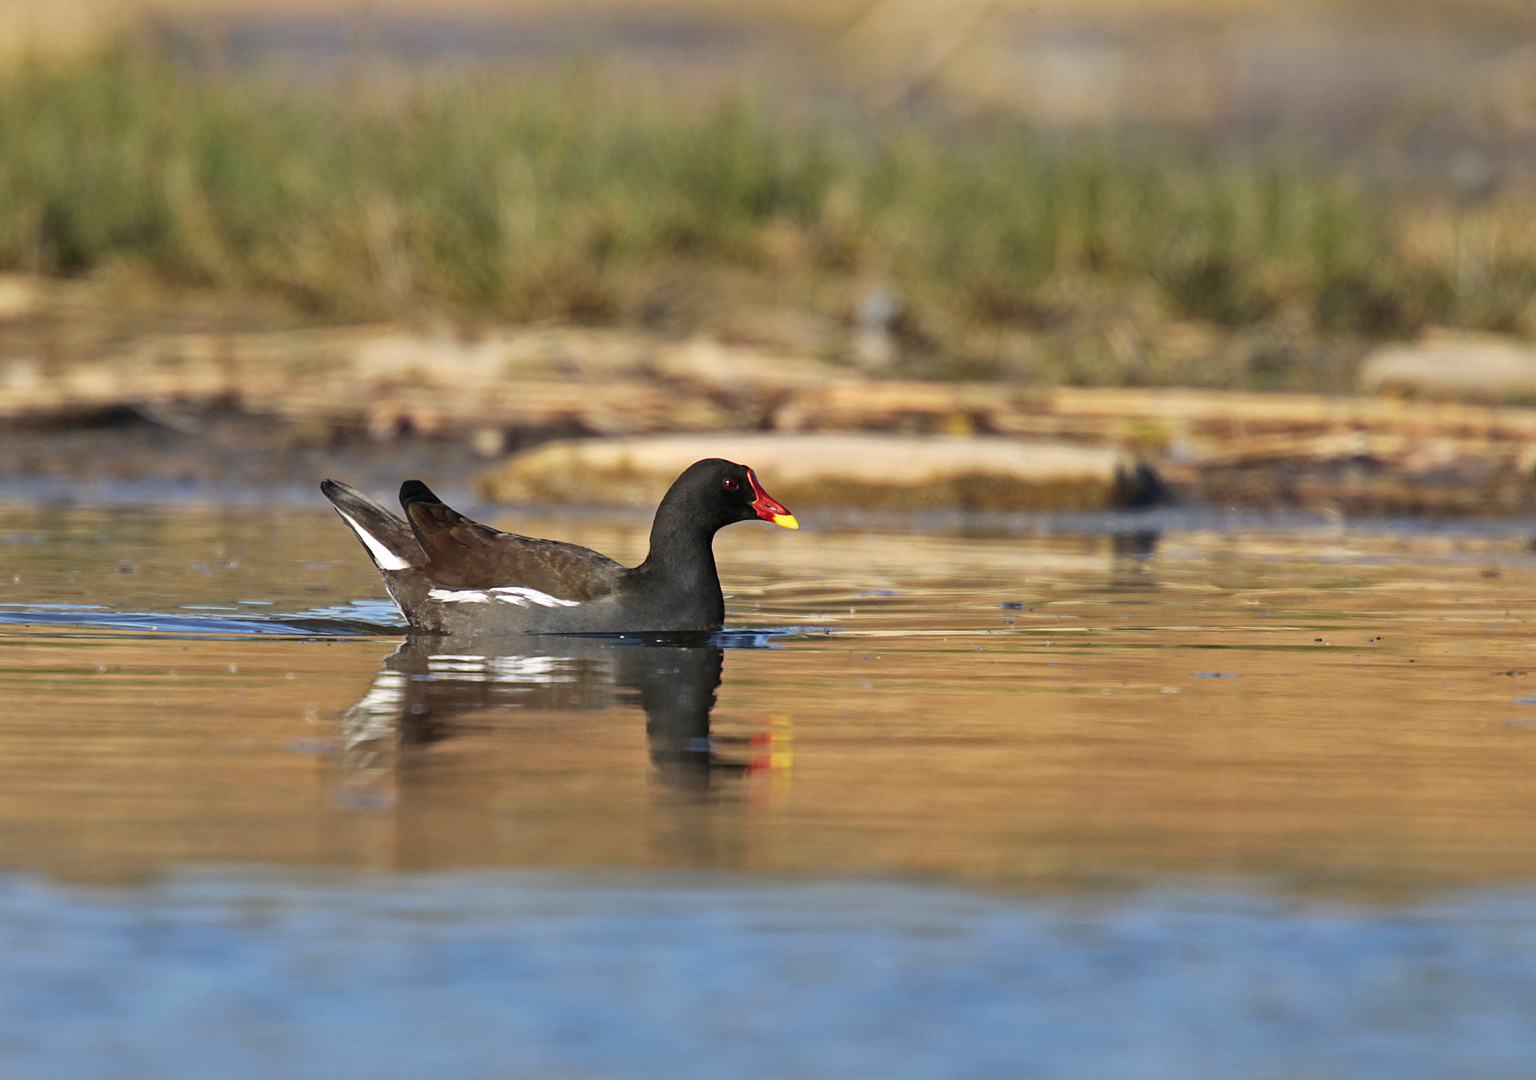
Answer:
[3,0,1536,507]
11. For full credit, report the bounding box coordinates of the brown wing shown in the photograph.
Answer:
[399,481,624,601]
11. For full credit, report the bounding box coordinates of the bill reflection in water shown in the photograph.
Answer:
[339,634,746,801]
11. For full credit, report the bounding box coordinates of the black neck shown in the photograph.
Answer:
[629,502,724,626]
[639,514,720,588]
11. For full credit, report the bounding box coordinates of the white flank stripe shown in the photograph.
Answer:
[427,587,582,607]
[338,511,412,571]
[489,586,581,608]
[429,589,492,604]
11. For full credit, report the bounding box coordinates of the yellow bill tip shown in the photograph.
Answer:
[772,513,800,530]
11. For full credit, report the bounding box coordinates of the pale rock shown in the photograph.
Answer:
[478,433,1159,512]
[1359,335,1536,400]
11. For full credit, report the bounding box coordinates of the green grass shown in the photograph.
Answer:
[2,46,1535,389]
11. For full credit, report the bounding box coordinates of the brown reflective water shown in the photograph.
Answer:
[4,503,1536,894]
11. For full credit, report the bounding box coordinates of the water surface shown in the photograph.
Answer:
[4,504,1536,889]
[3,502,1536,1076]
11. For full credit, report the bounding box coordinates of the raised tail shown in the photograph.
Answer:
[321,479,425,572]
[398,478,503,562]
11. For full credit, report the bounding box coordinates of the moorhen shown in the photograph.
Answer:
[321,458,798,635]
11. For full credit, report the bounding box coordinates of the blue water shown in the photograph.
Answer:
[0,602,818,647]
[1,869,1533,1080]
[0,599,406,638]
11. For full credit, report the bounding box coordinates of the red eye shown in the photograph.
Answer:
[722,477,739,491]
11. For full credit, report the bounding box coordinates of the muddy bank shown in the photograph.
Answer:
[7,320,1536,515]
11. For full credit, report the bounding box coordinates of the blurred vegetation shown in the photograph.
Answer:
[3,45,1536,389]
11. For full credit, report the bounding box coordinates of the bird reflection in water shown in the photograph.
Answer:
[338,634,755,807]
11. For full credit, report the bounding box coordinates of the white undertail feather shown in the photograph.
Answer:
[337,511,411,571]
